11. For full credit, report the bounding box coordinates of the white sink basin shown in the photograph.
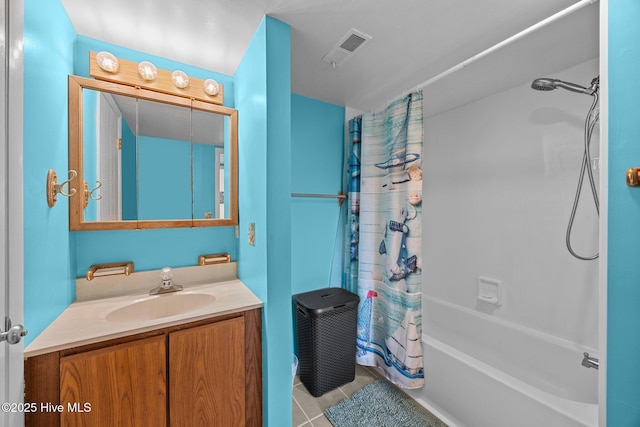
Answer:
[105,292,216,323]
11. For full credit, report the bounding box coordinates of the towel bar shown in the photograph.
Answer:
[291,191,347,206]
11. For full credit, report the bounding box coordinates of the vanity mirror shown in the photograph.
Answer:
[68,74,238,231]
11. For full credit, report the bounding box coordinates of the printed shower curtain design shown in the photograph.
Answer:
[348,92,424,389]
[345,116,362,293]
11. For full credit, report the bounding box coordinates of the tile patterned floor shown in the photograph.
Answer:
[292,364,381,427]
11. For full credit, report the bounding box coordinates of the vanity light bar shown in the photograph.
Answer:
[89,51,224,105]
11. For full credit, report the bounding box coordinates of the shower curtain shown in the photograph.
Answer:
[345,116,361,293]
[348,92,424,389]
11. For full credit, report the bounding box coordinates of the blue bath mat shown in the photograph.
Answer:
[325,379,448,427]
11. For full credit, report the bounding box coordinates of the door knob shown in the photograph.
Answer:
[626,168,640,186]
[1,319,28,345]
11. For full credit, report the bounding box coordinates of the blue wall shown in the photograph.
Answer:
[121,118,137,220]
[137,136,192,220]
[607,1,640,425]
[291,94,345,295]
[235,17,293,427]
[263,19,293,426]
[23,0,77,346]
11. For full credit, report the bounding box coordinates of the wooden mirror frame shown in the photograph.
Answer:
[68,75,238,231]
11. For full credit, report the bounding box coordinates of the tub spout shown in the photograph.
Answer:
[582,352,599,370]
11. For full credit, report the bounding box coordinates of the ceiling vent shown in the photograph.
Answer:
[322,28,372,67]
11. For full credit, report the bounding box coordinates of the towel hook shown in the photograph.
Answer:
[83,180,103,208]
[47,169,77,207]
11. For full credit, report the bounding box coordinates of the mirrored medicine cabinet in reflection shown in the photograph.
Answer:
[68,75,238,231]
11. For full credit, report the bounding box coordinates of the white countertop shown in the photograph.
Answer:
[25,279,263,358]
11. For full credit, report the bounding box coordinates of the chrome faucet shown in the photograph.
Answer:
[582,352,599,370]
[149,267,183,295]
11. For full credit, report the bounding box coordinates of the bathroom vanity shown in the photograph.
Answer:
[24,270,263,427]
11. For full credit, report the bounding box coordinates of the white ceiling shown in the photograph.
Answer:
[60,0,599,116]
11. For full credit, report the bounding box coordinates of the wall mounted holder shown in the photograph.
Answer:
[197,253,231,266]
[477,276,502,306]
[86,261,135,281]
[626,168,640,187]
[47,169,77,208]
[83,180,103,208]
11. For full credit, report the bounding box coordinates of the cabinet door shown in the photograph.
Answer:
[60,335,167,427]
[169,316,246,427]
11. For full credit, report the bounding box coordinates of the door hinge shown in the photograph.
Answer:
[117,138,122,150]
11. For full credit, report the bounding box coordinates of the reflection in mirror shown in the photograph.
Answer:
[216,147,225,218]
[192,108,226,220]
[83,94,199,221]
[82,89,134,222]
[80,89,231,222]
[69,75,238,231]
[136,98,192,220]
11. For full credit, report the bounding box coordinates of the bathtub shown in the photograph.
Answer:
[404,296,598,427]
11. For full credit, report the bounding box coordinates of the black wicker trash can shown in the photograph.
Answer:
[294,288,360,397]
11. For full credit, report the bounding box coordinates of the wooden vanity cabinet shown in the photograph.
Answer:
[170,317,246,426]
[25,309,262,427]
[60,335,167,427]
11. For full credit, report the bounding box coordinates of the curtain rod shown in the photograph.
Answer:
[372,0,599,112]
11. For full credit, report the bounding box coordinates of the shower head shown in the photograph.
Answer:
[531,78,558,91]
[531,77,598,95]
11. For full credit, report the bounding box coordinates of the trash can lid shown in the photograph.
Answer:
[294,288,360,314]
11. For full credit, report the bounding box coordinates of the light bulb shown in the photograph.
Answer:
[138,61,158,81]
[171,70,189,89]
[96,51,119,73]
[203,79,219,96]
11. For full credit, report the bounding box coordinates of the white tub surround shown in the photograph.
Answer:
[417,58,600,426]
[25,263,262,358]
[406,296,598,427]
